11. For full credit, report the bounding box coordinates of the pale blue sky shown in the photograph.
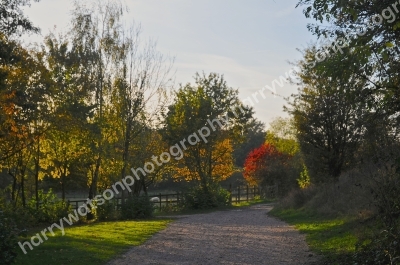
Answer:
[23,0,317,127]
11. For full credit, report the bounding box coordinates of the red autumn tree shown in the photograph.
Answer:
[243,143,289,188]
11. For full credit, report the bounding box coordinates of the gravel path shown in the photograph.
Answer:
[108,204,319,265]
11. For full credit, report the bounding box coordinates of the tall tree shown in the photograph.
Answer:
[286,48,369,181]
[68,0,127,215]
[163,73,252,193]
[296,0,400,119]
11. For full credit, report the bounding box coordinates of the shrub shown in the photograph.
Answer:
[352,226,400,265]
[121,195,154,219]
[277,185,317,209]
[26,189,71,224]
[96,198,119,221]
[0,211,18,265]
[350,158,400,265]
[181,184,230,210]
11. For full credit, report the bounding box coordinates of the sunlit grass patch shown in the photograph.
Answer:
[269,208,358,261]
[231,198,274,207]
[15,219,172,265]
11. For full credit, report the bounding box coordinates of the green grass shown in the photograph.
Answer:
[231,198,275,207]
[269,208,359,263]
[154,198,274,216]
[14,219,172,265]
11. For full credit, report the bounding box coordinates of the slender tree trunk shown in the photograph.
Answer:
[62,178,65,202]
[87,61,104,220]
[11,173,17,202]
[20,173,26,207]
[87,155,100,220]
[19,154,26,207]
[120,118,132,197]
[15,184,21,207]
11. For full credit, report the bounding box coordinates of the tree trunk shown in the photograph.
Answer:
[10,171,17,202]
[120,118,131,196]
[87,155,100,220]
[61,169,66,202]
[21,173,26,207]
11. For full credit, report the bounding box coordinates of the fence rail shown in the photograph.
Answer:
[67,185,278,211]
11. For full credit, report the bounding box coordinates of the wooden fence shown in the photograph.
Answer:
[67,184,278,211]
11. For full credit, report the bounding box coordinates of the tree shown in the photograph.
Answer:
[296,0,400,120]
[286,48,368,182]
[266,117,299,156]
[233,119,265,167]
[0,39,51,207]
[163,73,253,194]
[68,0,125,211]
[0,0,41,144]
[0,0,40,36]
[64,1,173,220]
[243,143,291,191]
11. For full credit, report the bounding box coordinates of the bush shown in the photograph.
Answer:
[350,157,400,265]
[181,184,230,210]
[96,198,119,221]
[352,226,400,265]
[0,189,70,229]
[277,185,317,209]
[0,211,18,265]
[26,189,71,224]
[121,196,154,219]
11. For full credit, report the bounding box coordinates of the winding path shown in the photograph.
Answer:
[108,204,319,265]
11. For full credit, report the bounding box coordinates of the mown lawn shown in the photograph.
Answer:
[14,219,172,265]
[269,208,359,263]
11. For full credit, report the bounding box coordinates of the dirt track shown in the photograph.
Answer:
[108,204,319,265]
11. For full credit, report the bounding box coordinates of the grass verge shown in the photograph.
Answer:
[269,208,360,263]
[154,198,275,216]
[231,198,275,207]
[14,219,172,265]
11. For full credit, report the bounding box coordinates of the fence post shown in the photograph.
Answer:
[253,186,256,198]
[237,186,240,203]
[246,185,249,202]
[166,194,169,207]
[159,193,162,211]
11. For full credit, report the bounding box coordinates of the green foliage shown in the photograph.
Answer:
[0,211,18,265]
[0,190,70,229]
[181,184,230,210]
[297,165,311,189]
[233,119,265,167]
[353,226,400,265]
[286,49,367,181]
[96,199,119,221]
[266,132,299,156]
[26,189,71,224]
[163,72,253,186]
[120,196,154,219]
[266,117,299,156]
